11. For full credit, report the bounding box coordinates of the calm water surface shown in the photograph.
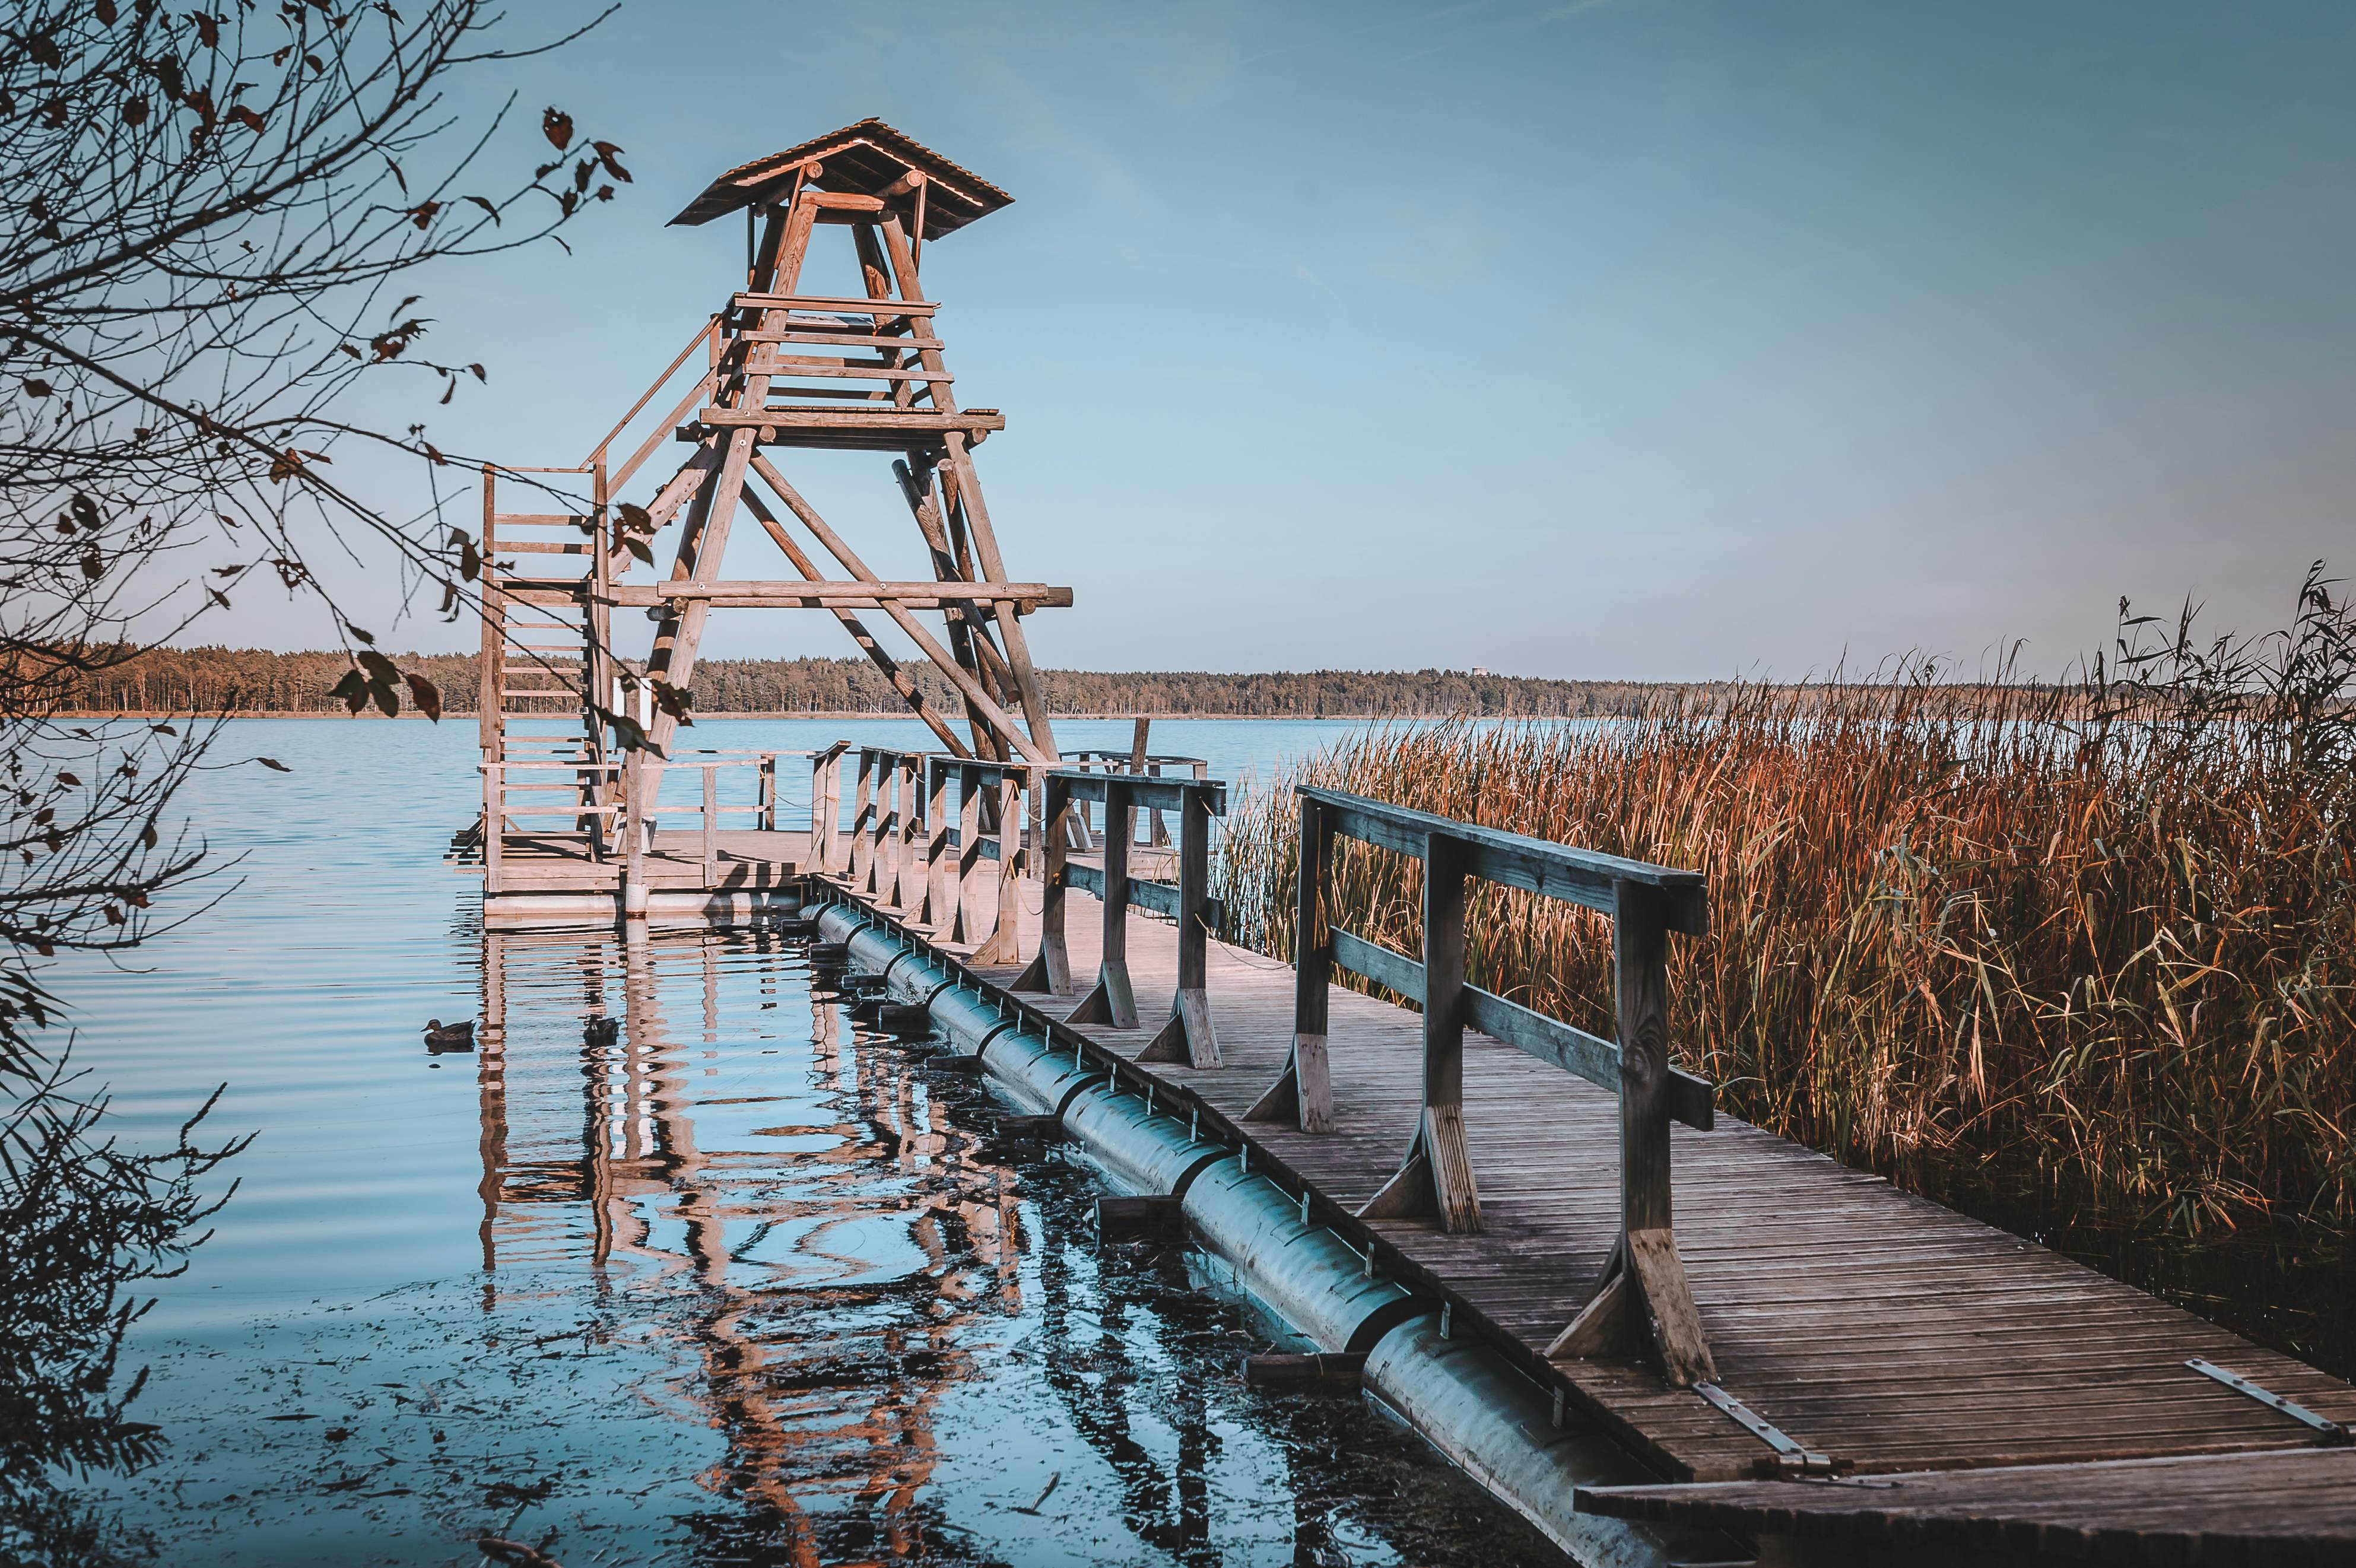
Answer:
[52,719,1568,1567]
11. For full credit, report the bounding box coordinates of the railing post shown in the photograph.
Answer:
[1618,884,1672,1235]
[701,764,718,886]
[879,753,900,906]
[808,753,827,870]
[925,755,954,931]
[1249,791,1331,1129]
[1068,777,1138,1028]
[1140,780,1221,1069]
[1027,769,1074,990]
[585,458,611,852]
[484,762,504,897]
[848,751,874,888]
[811,744,845,874]
[972,766,1026,968]
[1615,881,1713,1384]
[623,761,647,922]
[1545,880,1715,1385]
[757,752,776,832]
[868,754,893,900]
[477,465,500,758]
[896,754,920,912]
[1360,832,1482,1233]
[954,763,984,944]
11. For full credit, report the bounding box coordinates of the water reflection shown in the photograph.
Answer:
[452,925,1567,1567]
[474,926,1022,1560]
[88,920,1561,1564]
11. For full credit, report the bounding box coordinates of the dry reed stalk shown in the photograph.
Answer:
[1215,572,2355,1270]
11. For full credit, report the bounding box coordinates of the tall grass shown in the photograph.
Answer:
[1214,569,2355,1362]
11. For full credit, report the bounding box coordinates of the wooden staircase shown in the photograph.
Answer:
[477,481,617,861]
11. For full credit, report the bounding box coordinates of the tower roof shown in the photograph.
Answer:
[668,118,1013,240]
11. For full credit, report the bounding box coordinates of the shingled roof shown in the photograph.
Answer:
[667,118,1012,240]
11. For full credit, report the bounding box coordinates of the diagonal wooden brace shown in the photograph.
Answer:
[1545,1226,1715,1388]
[1355,1102,1482,1233]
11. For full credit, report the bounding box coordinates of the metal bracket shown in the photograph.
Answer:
[2187,1358,2352,1445]
[1694,1382,1838,1476]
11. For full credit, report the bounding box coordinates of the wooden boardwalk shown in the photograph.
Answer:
[841,875,2356,1488]
[1575,1448,2356,1566]
[474,828,811,894]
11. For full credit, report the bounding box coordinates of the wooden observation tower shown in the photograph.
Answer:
[634,119,1064,766]
[474,121,1072,913]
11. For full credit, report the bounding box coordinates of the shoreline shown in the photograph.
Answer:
[53,710,1484,723]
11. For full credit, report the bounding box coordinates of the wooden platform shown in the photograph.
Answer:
[1574,1448,2356,1566]
[836,876,2356,1490]
[479,829,809,894]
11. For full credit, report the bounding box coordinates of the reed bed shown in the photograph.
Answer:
[1214,572,2355,1359]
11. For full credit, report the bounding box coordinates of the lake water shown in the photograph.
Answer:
[46,718,1569,1567]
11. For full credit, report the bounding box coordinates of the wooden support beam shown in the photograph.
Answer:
[1094,1194,1183,1242]
[608,580,1071,609]
[875,214,1060,760]
[738,328,944,350]
[733,487,969,757]
[731,290,937,316]
[852,224,915,413]
[1244,1353,1367,1391]
[738,360,954,383]
[691,406,1004,435]
[747,454,1046,763]
[894,456,1004,753]
[641,421,754,765]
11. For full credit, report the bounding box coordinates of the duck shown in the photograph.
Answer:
[583,1016,620,1046]
[423,1018,476,1051]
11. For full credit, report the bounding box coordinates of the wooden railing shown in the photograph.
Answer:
[1034,770,1228,1069]
[1056,749,1209,850]
[806,745,1232,1060]
[923,756,1032,966]
[616,754,810,892]
[811,746,1036,964]
[845,746,929,908]
[1246,785,1719,1385]
[804,741,852,871]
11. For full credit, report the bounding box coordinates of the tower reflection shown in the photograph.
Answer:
[462,926,1526,1567]
[473,926,1018,1562]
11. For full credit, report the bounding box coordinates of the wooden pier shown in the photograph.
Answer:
[460,118,2356,1564]
[780,762,2354,1563]
[821,858,2356,1482]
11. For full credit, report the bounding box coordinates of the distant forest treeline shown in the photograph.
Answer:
[61,646,1695,718]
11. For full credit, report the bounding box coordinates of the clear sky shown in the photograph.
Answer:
[221,0,2356,681]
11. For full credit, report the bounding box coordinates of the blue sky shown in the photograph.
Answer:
[231,0,2356,680]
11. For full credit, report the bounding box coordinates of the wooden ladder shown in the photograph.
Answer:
[478,469,615,873]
